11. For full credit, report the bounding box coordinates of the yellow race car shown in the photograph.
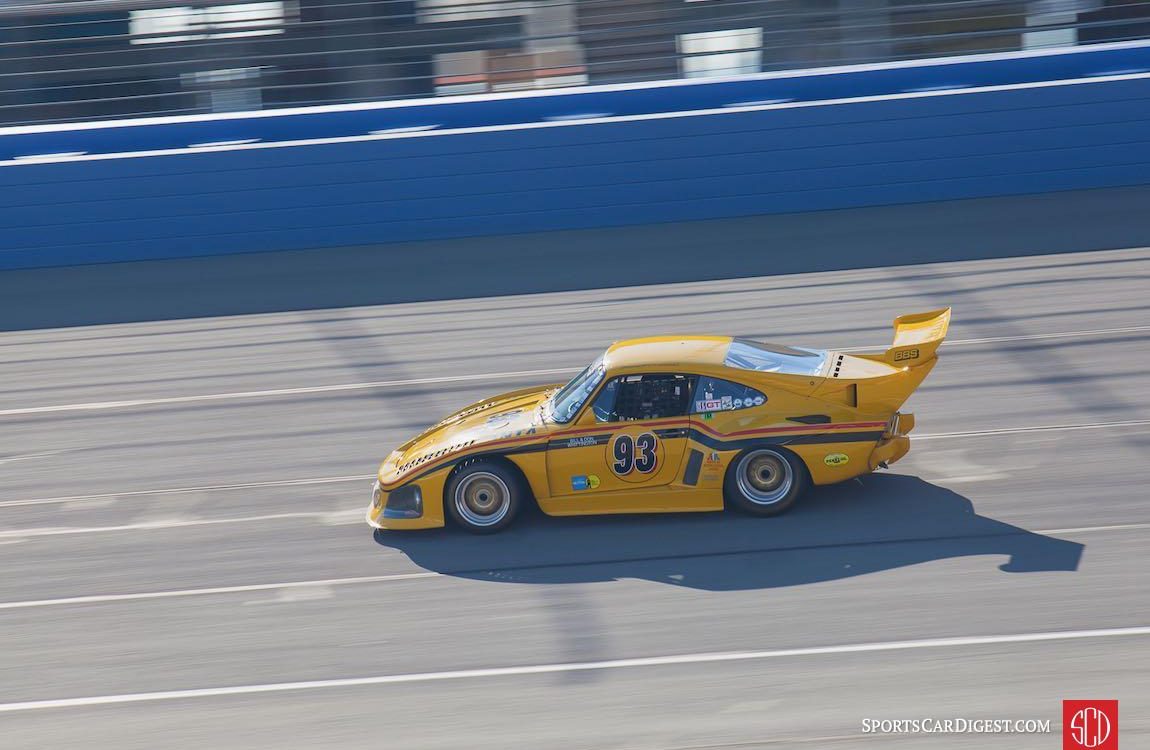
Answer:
[368,308,950,533]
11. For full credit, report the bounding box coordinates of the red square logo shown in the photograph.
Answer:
[1064,700,1118,749]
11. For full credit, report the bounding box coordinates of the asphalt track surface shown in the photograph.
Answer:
[3,245,1150,748]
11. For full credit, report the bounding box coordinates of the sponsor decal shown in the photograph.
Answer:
[702,412,713,421]
[893,348,920,362]
[823,452,850,467]
[1064,700,1117,749]
[700,450,722,482]
[753,395,765,406]
[566,436,598,448]
[494,424,537,440]
[571,474,602,491]
[695,396,736,412]
[485,409,522,428]
[733,398,743,408]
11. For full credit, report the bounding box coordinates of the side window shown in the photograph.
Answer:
[692,377,766,413]
[592,373,695,422]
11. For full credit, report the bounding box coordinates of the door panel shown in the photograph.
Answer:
[545,371,725,513]
[546,419,688,499]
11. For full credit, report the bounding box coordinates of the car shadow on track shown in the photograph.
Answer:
[372,474,1083,591]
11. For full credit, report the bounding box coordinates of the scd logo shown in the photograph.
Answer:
[1064,700,1117,750]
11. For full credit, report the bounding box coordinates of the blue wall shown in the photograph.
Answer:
[2,46,1149,269]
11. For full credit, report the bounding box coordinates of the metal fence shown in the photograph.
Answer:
[1,0,1148,126]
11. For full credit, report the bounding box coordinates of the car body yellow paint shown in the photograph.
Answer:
[366,309,950,530]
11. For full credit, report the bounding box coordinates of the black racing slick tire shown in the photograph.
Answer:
[723,447,807,517]
[445,460,524,534]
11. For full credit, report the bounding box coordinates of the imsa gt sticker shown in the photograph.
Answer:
[694,396,732,412]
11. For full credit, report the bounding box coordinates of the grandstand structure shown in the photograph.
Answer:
[1,0,1148,125]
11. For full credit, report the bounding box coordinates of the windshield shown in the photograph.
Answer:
[724,338,828,376]
[544,356,606,424]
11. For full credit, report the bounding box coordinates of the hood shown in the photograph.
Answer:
[381,384,558,483]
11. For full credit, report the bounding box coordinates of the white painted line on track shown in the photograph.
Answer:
[847,324,1150,351]
[934,324,1150,347]
[0,450,66,465]
[0,367,576,417]
[1,625,1147,713]
[1042,522,1150,535]
[0,521,1145,611]
[0,572,439,611]
[0,510,366,540]
[0,475,372,509]
[915,418,1150,440]
[3,325,1145,418]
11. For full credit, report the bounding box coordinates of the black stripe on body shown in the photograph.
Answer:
[687,429,885,452]
[394,429,883,487]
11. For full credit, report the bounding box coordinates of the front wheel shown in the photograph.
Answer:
[724,447,807,517]
[445,460,523,533]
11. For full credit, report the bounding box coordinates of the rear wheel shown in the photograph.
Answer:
[724,447,807,516]
[446,460,523,533]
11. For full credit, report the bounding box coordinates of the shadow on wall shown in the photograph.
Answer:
[372,474,1084,592]
[3,186,1150,332]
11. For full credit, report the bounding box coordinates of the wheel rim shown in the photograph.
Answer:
[455,472,511,527]
[736,450,793,506]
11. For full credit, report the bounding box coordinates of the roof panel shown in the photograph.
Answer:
[605,335,732,370]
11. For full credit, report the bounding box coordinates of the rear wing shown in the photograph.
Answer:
[857,308,951,367]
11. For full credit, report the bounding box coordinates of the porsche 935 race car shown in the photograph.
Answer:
[368,308,950,533]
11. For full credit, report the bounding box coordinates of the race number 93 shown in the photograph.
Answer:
[611,433,658,475]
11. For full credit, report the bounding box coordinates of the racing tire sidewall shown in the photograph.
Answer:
[723,447,807,517]
[445,460,523,534]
